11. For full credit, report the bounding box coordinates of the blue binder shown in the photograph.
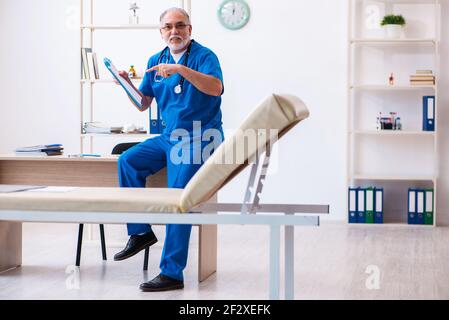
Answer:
[374,187,384,224]
[149,104,166,134]
[408,189,417,225]
[357,188,366,224]
[348,188,358,224]
[423,96,435,131]
[416,189,425,225]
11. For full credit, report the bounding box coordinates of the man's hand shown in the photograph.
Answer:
[116,70,131,85]
[147,63,223,97]
[146,64,181,79]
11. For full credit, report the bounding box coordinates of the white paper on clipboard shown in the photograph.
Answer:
[103,57,142,110]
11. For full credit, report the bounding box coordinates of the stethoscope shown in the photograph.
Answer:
[156,40,193,94]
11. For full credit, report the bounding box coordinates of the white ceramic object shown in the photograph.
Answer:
[384,24,403,39]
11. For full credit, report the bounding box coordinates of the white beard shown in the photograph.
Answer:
[167,36,190,52]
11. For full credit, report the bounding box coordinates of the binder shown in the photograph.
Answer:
[408,189,417,225]
[423,96,435,131]
[424,189,434,225]
[416,190,425,225]
[149,104,165,134]
[357,188,366,224]
[348,188,358,224]
[150,104,159,134]
[365,187,375,224]
[374,188,384,224]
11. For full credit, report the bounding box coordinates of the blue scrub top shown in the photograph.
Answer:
[139,40,224,135]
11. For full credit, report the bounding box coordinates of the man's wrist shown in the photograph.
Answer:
[177,65,188,77]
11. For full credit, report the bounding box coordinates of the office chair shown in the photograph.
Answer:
[75,142,150,271]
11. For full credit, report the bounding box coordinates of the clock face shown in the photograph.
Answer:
[217,0,250,30]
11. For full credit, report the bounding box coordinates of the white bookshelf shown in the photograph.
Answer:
[79,0,191,154]
[347,0,440,226]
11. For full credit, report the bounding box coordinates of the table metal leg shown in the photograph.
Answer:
[285,225,294,300]
[269,224,280,300]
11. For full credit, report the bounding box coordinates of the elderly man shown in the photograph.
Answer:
[115,7,224,292]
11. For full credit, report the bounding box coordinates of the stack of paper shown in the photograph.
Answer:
[83,122,124,134]
[104,57,143,110]
[15,144,64,156]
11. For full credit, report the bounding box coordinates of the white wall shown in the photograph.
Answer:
[0,0,447,224]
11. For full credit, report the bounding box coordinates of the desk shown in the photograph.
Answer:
[0,155,217,282]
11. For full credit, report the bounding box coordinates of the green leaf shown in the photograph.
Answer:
[381,14,406,26]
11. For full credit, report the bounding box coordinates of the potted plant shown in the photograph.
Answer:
[381,14,406,39]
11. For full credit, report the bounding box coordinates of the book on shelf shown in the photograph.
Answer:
[410,81,435,86]
[81,48,90,79]
[410,70,435,85]
[410,76,435,81]
[81,48,99,80]
[416,70,433,75]
[15,151,63,156]
[87,52,96,80]
[92,52,100,79]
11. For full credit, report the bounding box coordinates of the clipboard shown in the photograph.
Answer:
[104,57,142,110]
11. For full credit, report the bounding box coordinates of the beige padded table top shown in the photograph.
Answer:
[0,187,184,213]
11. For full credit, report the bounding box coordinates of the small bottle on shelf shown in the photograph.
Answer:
[390,112,397,130]
[395,117,402,131]
[389,73,395,86]
[128,65,137,78]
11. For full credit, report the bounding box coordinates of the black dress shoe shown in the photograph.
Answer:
[113,231,157,261]
[140,274,184,292]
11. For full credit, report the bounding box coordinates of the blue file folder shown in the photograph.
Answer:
[374,188,384,224]
[149,105,160,134]
[149,104,166,134]
[348,188,358,224]
[357,188,366,224]
[416,190,425,225]
[408,189,417,225]
[423,96,435,131]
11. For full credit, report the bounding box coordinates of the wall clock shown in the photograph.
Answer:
[217,0,251,30]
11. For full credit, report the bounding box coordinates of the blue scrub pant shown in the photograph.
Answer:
[118,132,220,281]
